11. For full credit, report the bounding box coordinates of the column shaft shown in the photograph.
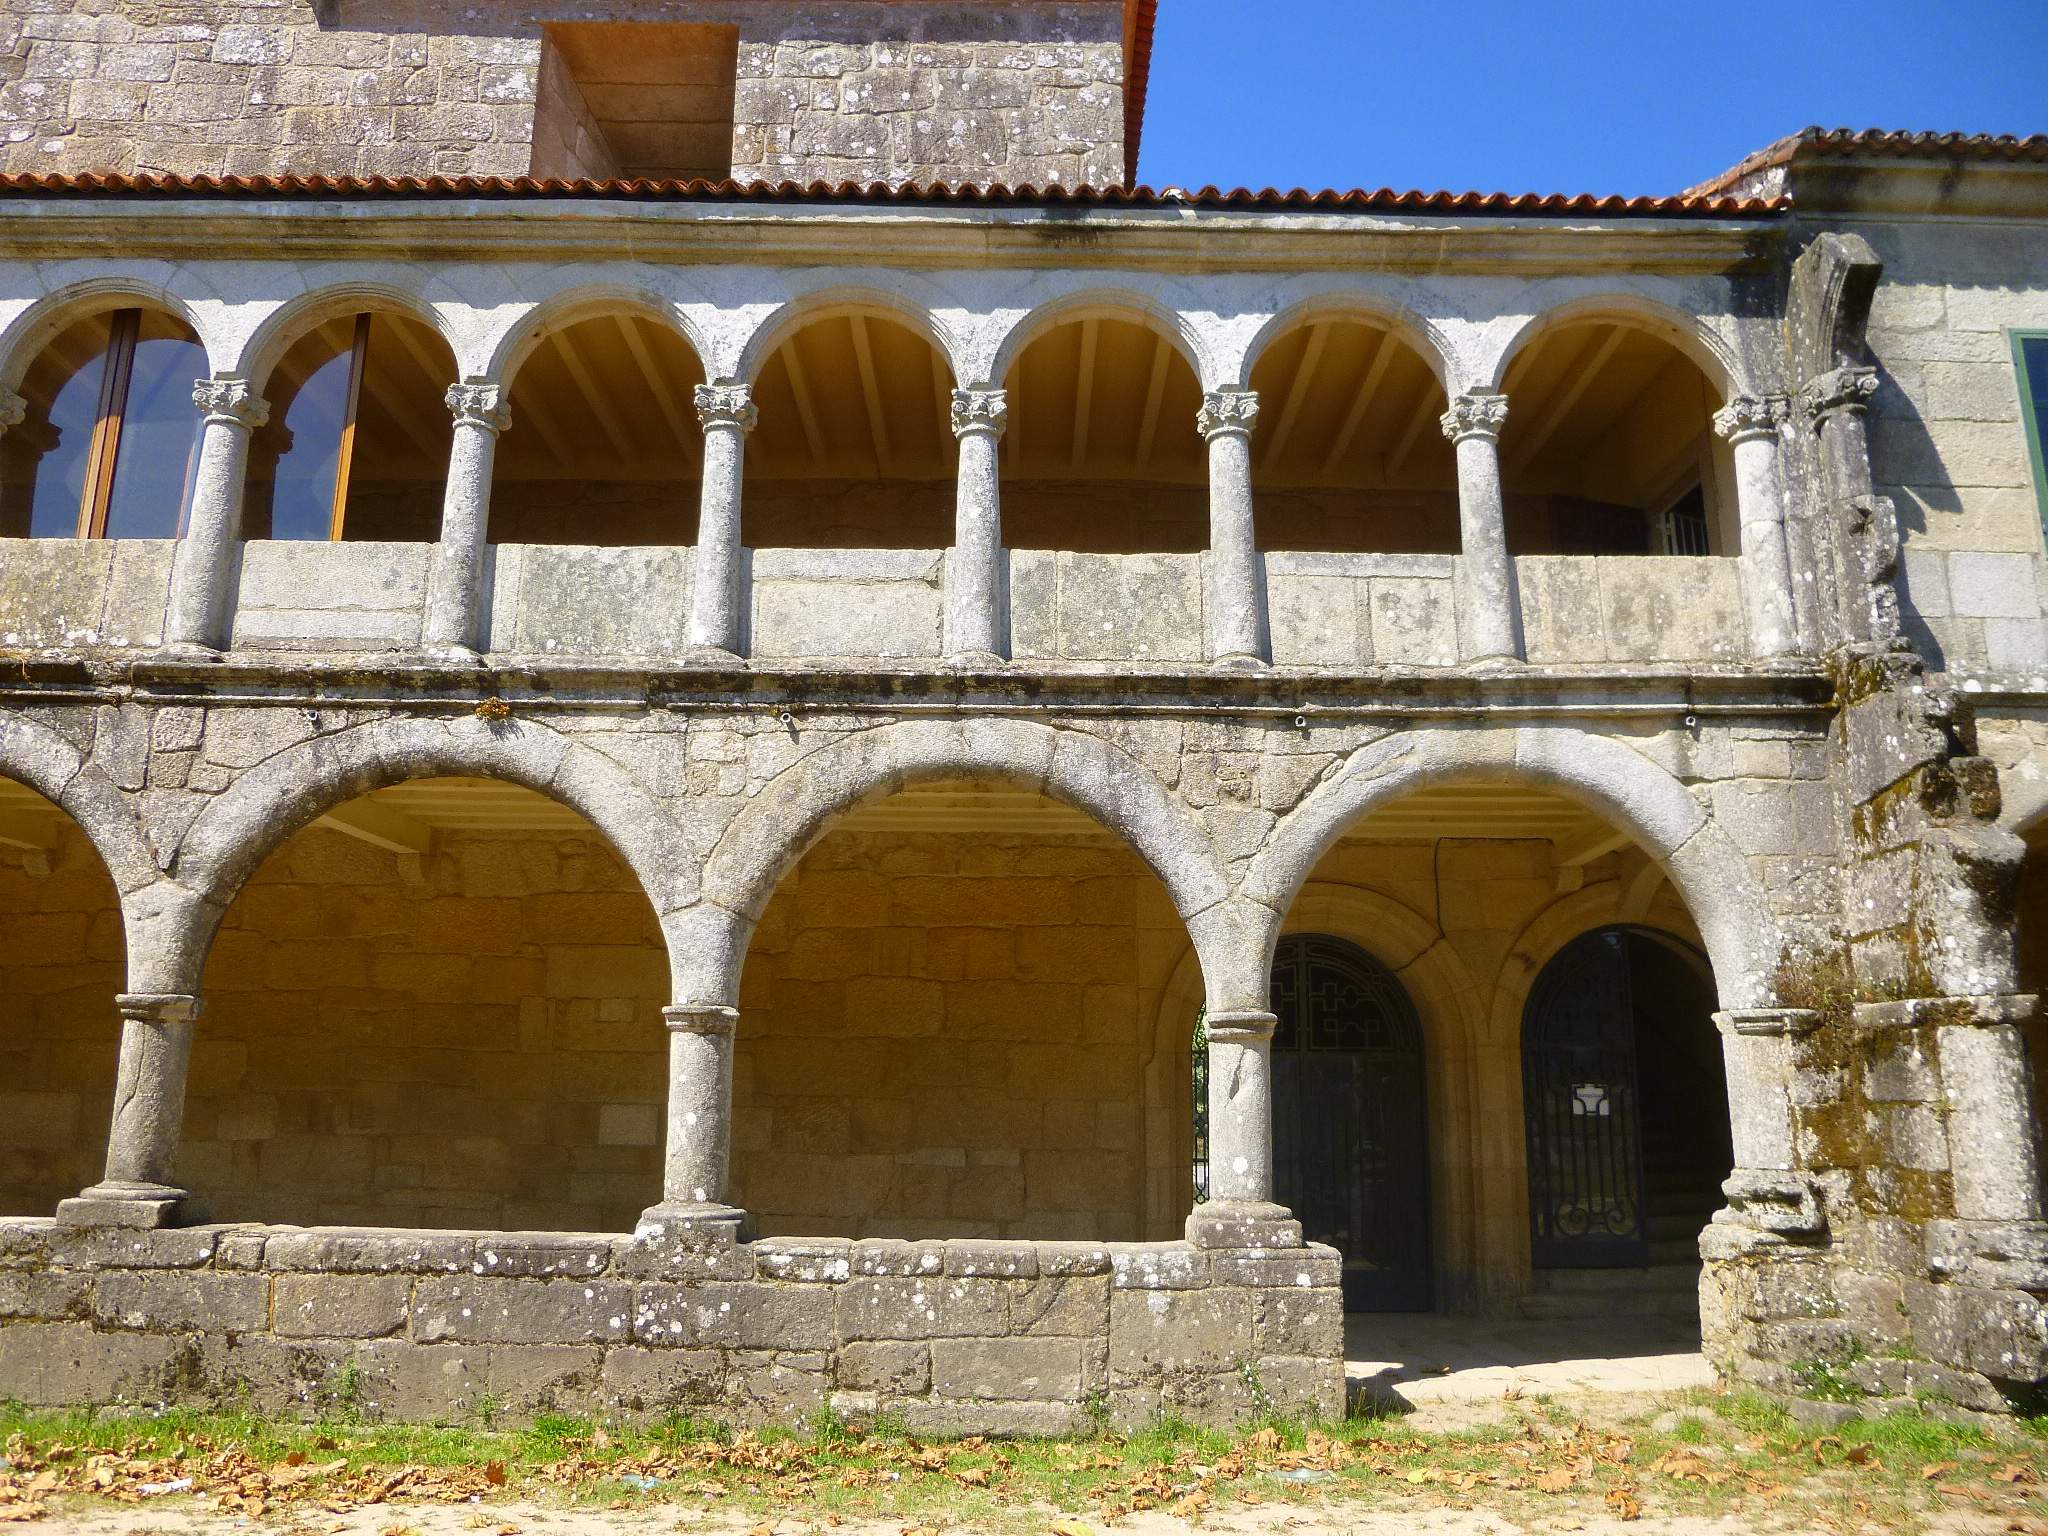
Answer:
[947,388,1007,662]
[1186,1009,1300,1248]
[640,1004,745,1238]
[422,384,509,657]
[688,384,756,657]
[1706,1008,1825,1246]
[165,380,269,656]
[1199,391,1264,666]
[1715,397,1799,659]
[1442,394,1520,663]
[56,994,203,1228]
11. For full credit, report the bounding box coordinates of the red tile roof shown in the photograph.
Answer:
[1686,126,2048,198]
[0,169,1782,218]
[1126,0,1158,180]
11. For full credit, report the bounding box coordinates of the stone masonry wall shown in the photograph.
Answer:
[0,1,1129,187]
[0,1222,1345,1433]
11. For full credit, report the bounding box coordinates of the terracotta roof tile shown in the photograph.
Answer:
[1685,126,2048,198]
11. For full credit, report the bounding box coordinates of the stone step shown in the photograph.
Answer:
[1529,1263,1700,1295]
[1518,1287,1702,1321]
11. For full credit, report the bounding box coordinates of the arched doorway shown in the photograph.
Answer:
[1270,933,1430,1311]
[1521,925,1729,1271]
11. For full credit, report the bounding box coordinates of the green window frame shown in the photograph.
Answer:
[2015,330,2048,530]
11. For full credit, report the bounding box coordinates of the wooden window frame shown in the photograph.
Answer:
[75,307,140,539]
[2016,330,2048,536]
[326,312,371,541]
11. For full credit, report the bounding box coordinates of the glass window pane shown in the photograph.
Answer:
[2024,336,2048,414]
[101,313,206,540]
[251,324,355,541]
[0,312,115,538]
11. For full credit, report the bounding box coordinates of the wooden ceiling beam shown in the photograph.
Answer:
[1258,320,1328,472]
[1134,330,1170,469]
[316,797,434,856]
[779,339,828,469]
[614,315,698,464]
[1507,324,1627,475]
[549,327,638,464]
[846,312,892,476]
[1069,317,1099,471]
[1384,385,1443,478]
[1321,328,1398,478]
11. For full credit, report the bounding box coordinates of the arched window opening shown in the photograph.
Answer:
[1522,925,1729,1273]
[745,310,954,549]
[0,775,124,1216]
[735,777,1186,1241]
[186,776,667,1231]
[1,308,206,540]
[1499,322,1731,556]
[1249,320,1456,553]
[492,313,706,547]
[2015,822,2048,1187]
[247,312,455,543]
[1000,312,1205,553]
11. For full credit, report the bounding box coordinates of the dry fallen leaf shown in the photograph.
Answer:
[1535,1467,1574,1494]
[1049,1520,1096,1536]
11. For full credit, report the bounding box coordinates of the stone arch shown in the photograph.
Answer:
[687,718,1227,1006]
[0,711,157,898]
[987,287,1208,393]
[167,714,697,994]
[0,276,222,391]
[1234,290,1453,393]
[734,282,962,389]
[1241,726,1778,1011]
[481,284,712,392]
[234,282,462,396]
[1485,290,1743,400]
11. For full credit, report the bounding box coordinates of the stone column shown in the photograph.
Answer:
[1198,390,1266,668]
[422,382,510,658]
[55,994,204,1228]
[1703,1007,1826,1253]
[1187,1009,1301,1248]
[163,378,269,658]
[638,1004,746,1240]
[687,383,757,659]
[946,387,1008,663]
[1713,395,1800,660]
[1799,364,1898,647]
[1441,393,1521,664]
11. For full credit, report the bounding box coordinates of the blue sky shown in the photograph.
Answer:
[1137,0,2048,197]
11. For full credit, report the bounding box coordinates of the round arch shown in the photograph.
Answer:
[987,287,1207,393]
[0,277,218,391]
[482,285,711,394]
[166,715,697,993]
[1241,726,1778,1012]
[0,711,158,898]
[235,283,461,397]
[736,283,961,389]
[1486,292,1744,399]
[1235,292,1453,393]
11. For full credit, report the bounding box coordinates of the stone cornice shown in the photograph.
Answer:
[0,196,1784,277]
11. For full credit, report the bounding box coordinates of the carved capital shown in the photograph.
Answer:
[1204,1009,1278,1045]
[693,383,757,434]
[1799,364,1879,422]
[191,377,269,432]
[1712,393,1791,445]
[949,387,1008,439]
[1439,392,1509,444]
[0,388,25,433]
[116,993,202,1027]
[445,382,510,434]
[1196,390,1258,441]
[663,1004,738,1038]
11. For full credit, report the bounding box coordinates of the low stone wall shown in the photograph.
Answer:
[0,1221,1345,1434]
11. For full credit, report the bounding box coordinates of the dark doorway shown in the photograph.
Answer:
[1269,934,1431,1311]
[1522,926,1730,1270]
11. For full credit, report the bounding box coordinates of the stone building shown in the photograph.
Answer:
[0,0,2044,1430]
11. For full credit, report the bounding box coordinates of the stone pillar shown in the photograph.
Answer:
[1187,1009,1301,1248]
[422,382,510,658]
[1799,364,1899,647]
[55,994,204,1228]
[687,383,757,659]
[1441,393,1521,664]
[638,1004,746,1240]
[1703,1007,1826,1252]
[163,379,269,658]
[946,387,1008,663]
[1198,390,1266,668]
[1713,395,1800,660]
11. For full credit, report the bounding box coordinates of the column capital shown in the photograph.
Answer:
[1196,389,1259,441]
[1798,364,1879,422]
[1205,1009,1278,1044]
[191,377,269,432]
[1712,393,1791,445]
[446,382,511,434]
[0,388,24,433]
[1440,392,1509,444]
[663,1003,739,1037]
[949,387,1008,439]
[116,992,202,1026]
[694,382,758,434]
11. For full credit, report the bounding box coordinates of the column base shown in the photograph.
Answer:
[1185,1200,1302,1249]
[1209,652,1266,673]
[1465,652,1522,670]
[56,1181,208,1229]
[682,644,745,667]
[156,641,223,664]
[634,1201,749,1245]
[943,650,1006,669]
[423,643,481,663]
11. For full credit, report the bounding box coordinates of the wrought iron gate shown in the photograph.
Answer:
[1269,934,1431,1311]
[1521,927,1651,1267]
